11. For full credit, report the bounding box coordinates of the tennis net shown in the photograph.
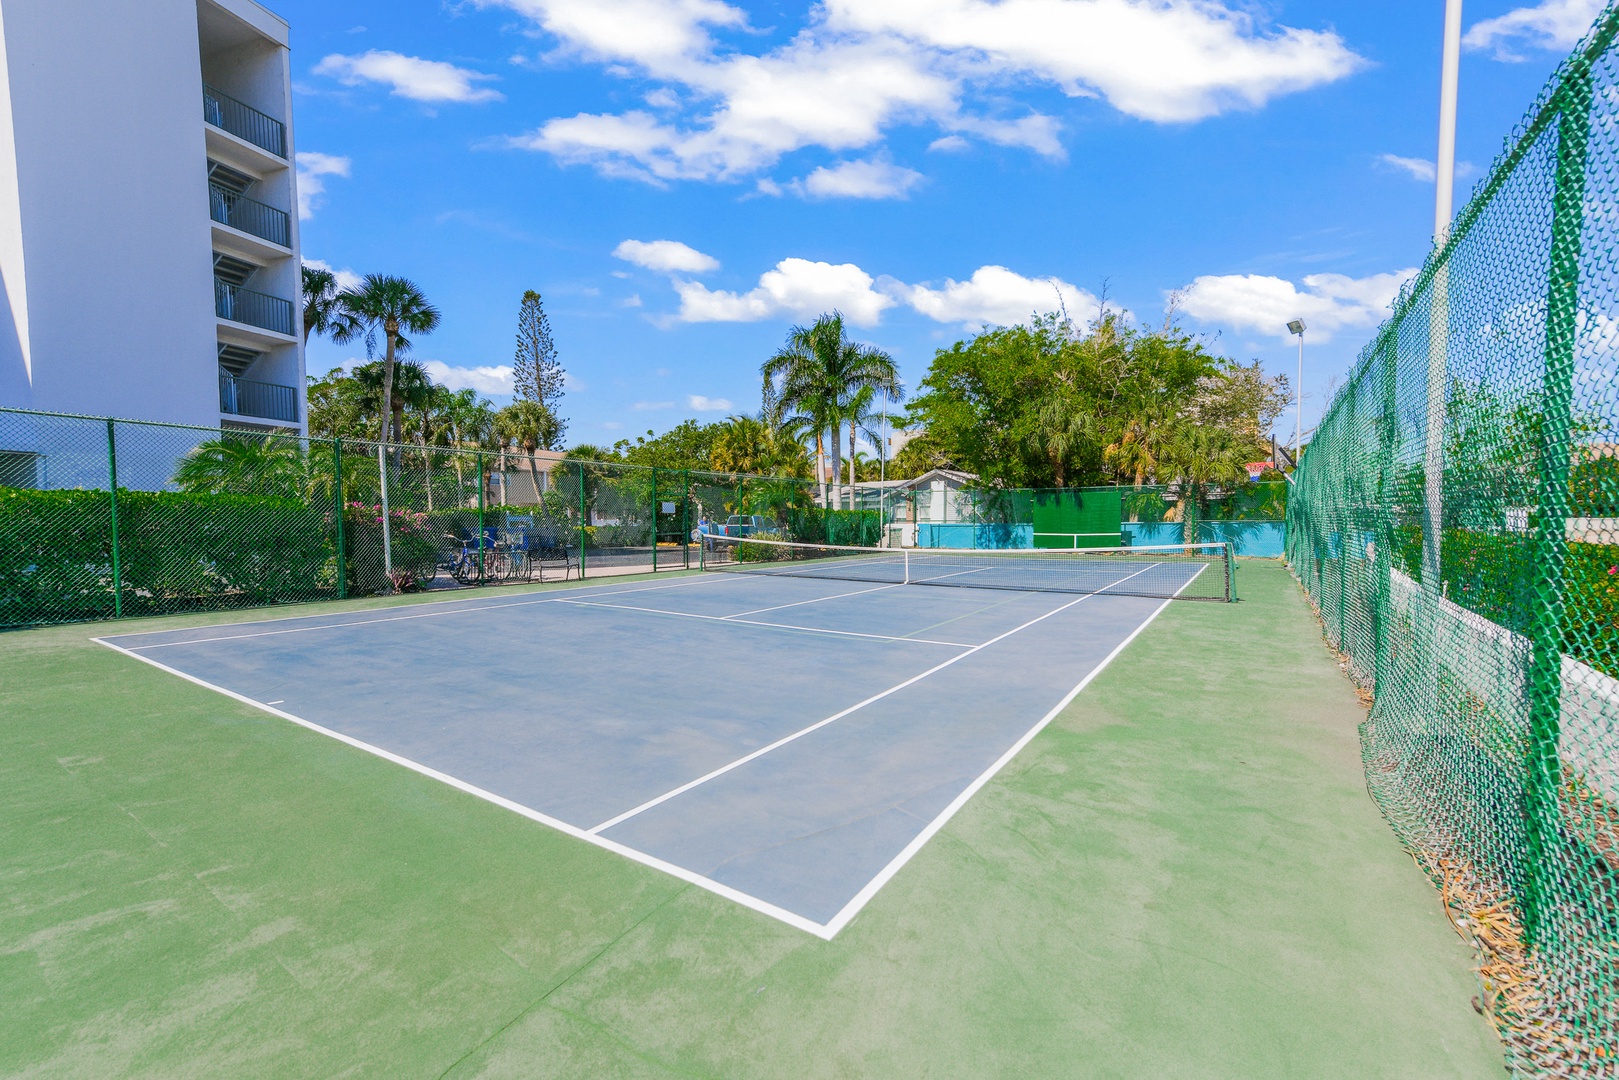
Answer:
[699,537,1234,601]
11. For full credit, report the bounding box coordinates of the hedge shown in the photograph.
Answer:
[0,486,335,625]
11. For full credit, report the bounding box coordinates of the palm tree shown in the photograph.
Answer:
[495,400,562,501]
[353,359,436,451]
[839,385,896,506]
[301,265,360,346]
[710,413,811,477]
[1156,424,1250,548]
[172,434,307,496]
[1026,391,1095,487]
[761,312,900,510]
[337,275,441,443]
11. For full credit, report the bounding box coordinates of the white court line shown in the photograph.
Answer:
[820,587,1184,936]
[722,582,903,619]
[550,597,975,649]
[90,636,834,939]
[586,560,1165,837]
[93,556,1183,940]
[113,573,742,650]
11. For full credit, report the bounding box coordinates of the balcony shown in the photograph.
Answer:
[220,373,299,423]
[209,184,290,248]
[215,280,294,336]
[203,85,285,158]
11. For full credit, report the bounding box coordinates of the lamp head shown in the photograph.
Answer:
[1287,319,1306,336]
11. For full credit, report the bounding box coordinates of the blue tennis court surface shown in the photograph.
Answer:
[97,564,1200,937]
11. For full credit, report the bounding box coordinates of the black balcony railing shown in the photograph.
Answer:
[214,280,294,336]
[203,85,286,158]
[208,184,290,247]
[219,374,299,423]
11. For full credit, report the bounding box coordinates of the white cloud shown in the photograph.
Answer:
[1378,153,1477,182]
[487,0,1361,184]
[928,134,970,152]
[621,293,644,308]
[302,258,363,293]
[1464,0,1603,60]
[674,258,895,326]
[633,400,676,410]
[887,265,1103,327]
[826,0,1364,123]
[1379,153,1436,182]
[1178,269,1418,342]
[613,238,720,273]
[314,50,503,103]
[791,158,924,199]
[420,361,516,394]
[295,152,351,220]
[688,394,733,411]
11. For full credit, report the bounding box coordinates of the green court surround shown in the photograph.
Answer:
[0,560,1502,1077]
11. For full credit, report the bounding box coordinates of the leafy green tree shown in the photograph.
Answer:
[762,312,900,509]
[337,275,441,443]
[301,265,360,346]
[612,419,724,471]
[306,367,375,440]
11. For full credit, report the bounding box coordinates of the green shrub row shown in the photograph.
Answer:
[0,486,336,625]
[1390,525,1618,677]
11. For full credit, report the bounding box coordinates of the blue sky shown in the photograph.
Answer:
[285,0,1600,451]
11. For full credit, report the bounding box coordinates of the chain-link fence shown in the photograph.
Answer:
[0,408,836,628]
[1288,10,1619,1072]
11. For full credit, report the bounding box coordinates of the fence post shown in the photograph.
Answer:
[651,466,658,573]
[1523,73,1592,948]
[476,450,486,584]
[1374,336,1397,698]
[334,438,347,600]
[577,464,588,579]
[105,419,122,618]
[682,469,691,569]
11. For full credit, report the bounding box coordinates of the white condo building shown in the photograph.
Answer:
[0,0,305,433]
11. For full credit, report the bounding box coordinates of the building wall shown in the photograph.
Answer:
[0,0,301,430]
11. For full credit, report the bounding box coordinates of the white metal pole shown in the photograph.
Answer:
[880,387,889,544]
[377,443,393,583]
[1295,329,1304,463]
[1425,0,1463,592]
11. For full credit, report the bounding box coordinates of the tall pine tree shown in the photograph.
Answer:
[510,290,567,449]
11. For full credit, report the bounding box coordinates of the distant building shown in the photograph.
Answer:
[0,0,305,432]
[888,428,925,457]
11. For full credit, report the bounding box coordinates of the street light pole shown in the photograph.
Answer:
[1425,0,1463,591]
[1287,319,1306,466]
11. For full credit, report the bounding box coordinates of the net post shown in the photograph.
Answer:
[105,418,122,618]
[476,449,485,584]
[1522,71,1592,949]
[651,466,658,574]
[902,549,910,585]
[1224,542,1235,602]
[334,437,347,600]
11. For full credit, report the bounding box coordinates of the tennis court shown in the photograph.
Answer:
[96,542,1223,936]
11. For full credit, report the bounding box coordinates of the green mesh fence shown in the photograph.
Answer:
[0,408,826,628]
[1288,10,1619,1072]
